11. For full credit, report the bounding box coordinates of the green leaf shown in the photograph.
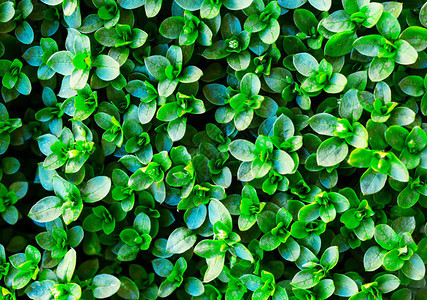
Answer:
[361,2,384,28]
[400,26,427,52]
[293,8,318,34]
[273,114,295,141]
[158,280,180,298]
[354,217,375,241]
[202,41,228,60]
[298,203,319,222]
[179,66,203,83]
[397,186,419,208]
[291,269,320,289]
[238,213,257,231]
[47,51,74,76]
[376,12,400,40]
[131,28,149,48]
[272,150,295,174]
[244,15,267,33]
[227,51,251,71]
[421,3,427,27]
[278,237,300,261]
[57,248,76,282]
[26,281,56,299]
[12,270,33,289]
[9,181,28,199]
[0,1,15,23]
[340,89,364,121]
[279,0,307,9]
[223,0,253,10]
[260,232,281,251]
[203,255,224,283]
[389,107,415,126]
[81,176,111,203]
[200,0,221,19]
[94,55,120,81]
[174,0,203,11]
[240,274,263,291]
[384,126,408,151]
[117,0,146,9]
[259,19,280,44]
[360,168,387,195]
[16,73,31,95]
[324,73,347,94]
[332,274,358,297]
[92,274,121,299]
[309,113,338,136]
[401,253,425,281]
[395,40,418,65]
[196,22,213,46]
[366,120,388,149]
[94,27,118,47]
[324,31,357,57]
[166,227,197,254]
[322,206,340,227]
[168,117,186,142]
[152,258,173,277]
[322,10,354,33]
[144,55,170,80]
[240,73,261,96]
[346,72,368,93]
[184,206,206,229]
[398,76,425,97]
[15,21,34,45]
[317,137,348,167]
[233,243,254,262]
[388,154,409,182]
[184,277,204,297]
[376,274,400,294]
[117,277,140,299]
[2,206,18,225]
[63,0,77,16]
[158,79,179,98]
[353,35,383,57]
[345,122,368,148]
[293,53,319,77]
[314,279,335,299]
[364,246,386,272]
[308,0,331,11]
[159,17,185,39]
[129,169,153,191]
[392,216,416,235]
[208,199,232,230]
[383,249,405,271]
[320,246,339,270]
[229,139,256,162]
[28,196,63,223]
[145,0,162,17]
[374,224,399,250]
[369,57,394,82]
[417,237,427,262]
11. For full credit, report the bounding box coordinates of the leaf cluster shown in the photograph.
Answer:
[0,0,426,300]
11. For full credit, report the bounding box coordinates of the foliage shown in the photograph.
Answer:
[0,0,426,299]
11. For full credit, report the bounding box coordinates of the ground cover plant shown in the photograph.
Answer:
[0,0,426,299]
